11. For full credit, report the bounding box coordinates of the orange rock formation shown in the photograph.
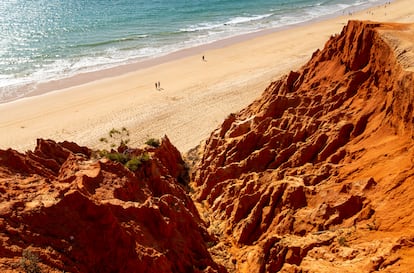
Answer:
[0,138,225,273]
[193,21,414,273]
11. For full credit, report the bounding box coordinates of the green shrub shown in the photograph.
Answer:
[145,138,160,148]
[19,249,41,273]
[125,153,151,171]
[100,127,130,149]
[97,128,153,171]
[125,157,141,171]
[106,152,129,165]
[138,152,150,162]
[99,137,108,143]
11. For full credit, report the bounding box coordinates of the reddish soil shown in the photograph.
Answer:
[192,21,414,273]
[0,138,225,273]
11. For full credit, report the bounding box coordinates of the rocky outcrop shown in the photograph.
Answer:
[193,21,414,272]
[0,138,225,273]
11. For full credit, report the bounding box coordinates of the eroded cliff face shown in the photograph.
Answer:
[0,138,225,273]
[193,21,414,273]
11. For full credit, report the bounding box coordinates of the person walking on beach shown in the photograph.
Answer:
[155,82,158,90]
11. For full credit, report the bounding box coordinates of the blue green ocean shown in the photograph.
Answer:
[0,0,388,102]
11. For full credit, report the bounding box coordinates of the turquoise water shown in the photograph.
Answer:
[0,0,388,102]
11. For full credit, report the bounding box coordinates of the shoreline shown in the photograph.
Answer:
[0,0,412,153]
[6,0,392,103]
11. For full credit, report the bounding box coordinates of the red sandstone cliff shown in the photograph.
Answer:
[0,138,225,273]
[193,21,414,273]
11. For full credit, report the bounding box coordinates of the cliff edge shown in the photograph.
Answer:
[0,138,225,272]
[193,21,414,273]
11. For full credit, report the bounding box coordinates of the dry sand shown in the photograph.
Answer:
[0,0,413,153]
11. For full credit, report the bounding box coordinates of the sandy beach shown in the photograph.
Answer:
[0,0,413,153]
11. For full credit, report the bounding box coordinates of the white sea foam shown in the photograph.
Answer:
[179,13,273,33]
[179,22,224,33]
[225,13,273,25]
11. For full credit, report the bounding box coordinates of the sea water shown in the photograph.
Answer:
[0,0,388,102]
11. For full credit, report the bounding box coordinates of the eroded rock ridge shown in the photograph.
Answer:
[0,138,225,273]
[193,21,414,273]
